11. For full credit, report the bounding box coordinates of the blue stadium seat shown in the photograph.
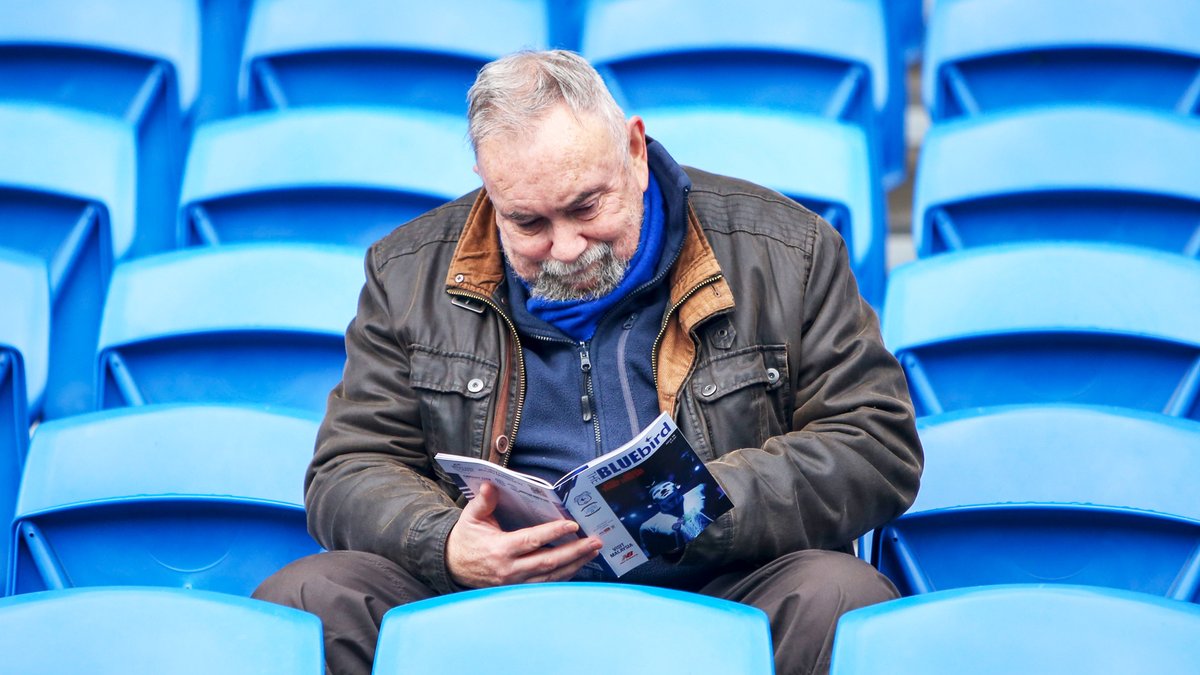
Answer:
[8,405,322,596]
[914,106,1200,257]
[582,0,906,189]
[0,250,49,596]
[194,0,255,124]
[0,587,324,674]
[0,102,137,420]
[240,0,549,116]
[882,243,1200,419]
[872,405,1200,600]
[180,107,478,248]
[830,585,1200,674]
[374,583,775,674]
[0,0,200,256]
[96,243,363,415]
[923,0,1200,121]
[642,107,887,306]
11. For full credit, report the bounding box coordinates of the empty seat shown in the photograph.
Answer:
[0,250,49,595]
[923,0,1200,121]
[643,107,887,306]
[240,0,549,115]
[375,583,775,674]
[180,107,478,248]
[913,106,1200,257]
[582,0,906,189]
[0,586,323,674]
[0,0,200,255]
[9,404,322,596]
[882,243,1200,419]
[873,404,1200,600]
[0,102,137,420]
[96,243,362,415]
[830,584,1200,674]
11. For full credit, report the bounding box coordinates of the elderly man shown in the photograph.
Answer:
[255,50,922,675]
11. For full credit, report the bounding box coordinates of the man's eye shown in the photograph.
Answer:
[574,202,597,217]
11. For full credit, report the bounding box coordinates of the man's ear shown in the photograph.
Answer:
[627,115,649,190]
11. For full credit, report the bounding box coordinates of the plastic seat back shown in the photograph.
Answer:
[882,243,1200,419]
[914,106,1200,257]
[0,102,137,420]
[0,587,323,674]
[924,0,1200,121]
[9,405,321,595]
[0,0,200,255]
[874,405,1200,600]
[0,251,49,596]
[582,0,905,188]
[643,107,886,306]
[96,243,362,415]
[180,107,478,248]
[374,582,775,674]
[830,585,1200,674]
[240,0,549,115]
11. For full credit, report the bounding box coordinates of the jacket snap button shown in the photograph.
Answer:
[766,368,780,383]
[467,378,484,393]
[701,384,717,397]
[454,273,465,283]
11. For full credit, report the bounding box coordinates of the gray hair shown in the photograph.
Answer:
[467,50,628,155]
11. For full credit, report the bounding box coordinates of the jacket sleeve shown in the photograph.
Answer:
[304,245,463,594]
[683,223,923,567]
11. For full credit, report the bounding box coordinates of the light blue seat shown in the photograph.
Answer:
[882,243,1200,419]
[923,0,1200,121]
[0,0,200,256]
[914,106,1200,257]
[0,251,49,597]
[96,243,362,415]
[872,405,1200,600]
[830,584,1200,675]
[582,0,906,189]
[180,108,478,249]
[374,583,775,674]
[194,0,255,124]
[239,0,549,115]
[643,107,886,306]
[8,405,322,596]
[0,587,323,674]
[0,102,137,420]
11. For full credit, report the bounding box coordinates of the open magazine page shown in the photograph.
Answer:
[556,413,734,576]
[434,455,579,547]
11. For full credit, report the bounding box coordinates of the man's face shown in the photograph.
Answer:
[475,104,650,301]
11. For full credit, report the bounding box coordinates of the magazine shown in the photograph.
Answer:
[434,412,733,577]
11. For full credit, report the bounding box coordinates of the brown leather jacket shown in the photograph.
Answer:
[306,166,923,594]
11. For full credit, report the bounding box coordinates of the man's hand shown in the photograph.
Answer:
[446,481,603,588]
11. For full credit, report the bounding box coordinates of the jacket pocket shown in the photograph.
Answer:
[410,345,498,460]
[689,345,790,452]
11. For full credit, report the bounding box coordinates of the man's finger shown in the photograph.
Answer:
[462,480,499,520]
[507,519,582,555]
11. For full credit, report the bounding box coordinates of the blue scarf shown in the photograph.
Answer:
[523,171,665,342]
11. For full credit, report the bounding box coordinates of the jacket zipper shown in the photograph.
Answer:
[578,344,603,454]
[447,288,525,468]
[651,274,724,389]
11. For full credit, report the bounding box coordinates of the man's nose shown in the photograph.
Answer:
[548,223,588,263]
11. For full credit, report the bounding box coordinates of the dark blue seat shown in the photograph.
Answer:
[642,107,887,306]
[375,582,775,674]
[179,107,478,249]
[923,0,1200,121]
[882,243,1200,420]
[582,0,906,189]
[872,404,1200,601]
[239,0,549,116]
[0,586,323,673]
[831,585,1200,674]
[96,243,362,415]
[913,105,1200,257]
[9,405,322,596]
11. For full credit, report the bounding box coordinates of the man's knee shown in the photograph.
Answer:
[253,550,431,619]
[777,549,898,614]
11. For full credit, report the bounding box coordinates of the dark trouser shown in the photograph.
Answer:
[253,549,898,675]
